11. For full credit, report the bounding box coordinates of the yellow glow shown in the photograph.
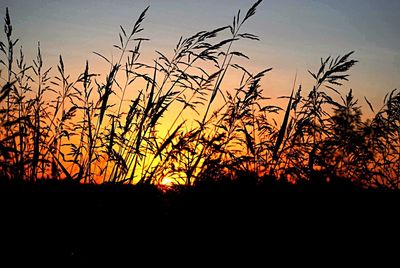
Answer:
[160,177,175,187]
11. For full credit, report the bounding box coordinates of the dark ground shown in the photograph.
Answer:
[0,178,398,265]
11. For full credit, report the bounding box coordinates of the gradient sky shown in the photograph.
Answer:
[0,0,399,114]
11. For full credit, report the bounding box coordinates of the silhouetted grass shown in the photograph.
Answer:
[0,0,399,191]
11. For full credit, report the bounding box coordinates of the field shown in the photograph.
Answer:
[0,0,399,264]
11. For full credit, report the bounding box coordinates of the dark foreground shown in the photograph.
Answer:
[0,179,398,265]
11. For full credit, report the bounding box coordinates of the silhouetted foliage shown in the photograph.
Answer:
[0,1,399,191]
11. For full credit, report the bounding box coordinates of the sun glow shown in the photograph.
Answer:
[160,177,175,187]
[157,177,177,191]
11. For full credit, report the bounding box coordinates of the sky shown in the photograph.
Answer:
[0,0,399,114]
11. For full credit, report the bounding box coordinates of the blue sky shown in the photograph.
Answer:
[0,0,399,111]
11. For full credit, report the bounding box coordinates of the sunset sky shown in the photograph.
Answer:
[0,0,399,114]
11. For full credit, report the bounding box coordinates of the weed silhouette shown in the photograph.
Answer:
[0,1,399,191]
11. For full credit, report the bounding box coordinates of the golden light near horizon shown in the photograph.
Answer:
[160,177,175,187]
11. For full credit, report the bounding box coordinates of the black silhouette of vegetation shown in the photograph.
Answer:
[0,1,399,263]
[0,1,398,191]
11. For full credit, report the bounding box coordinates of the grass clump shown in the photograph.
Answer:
[0,0,399,191]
